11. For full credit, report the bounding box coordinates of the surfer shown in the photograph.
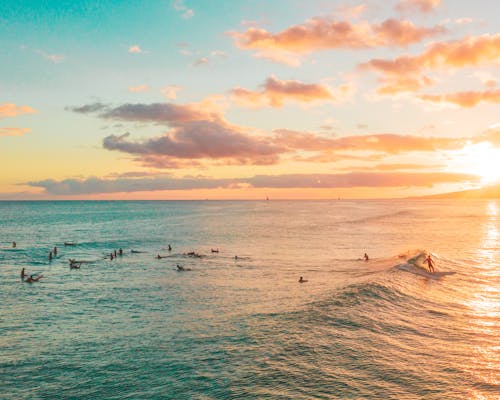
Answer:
[364,253,369,261]
[211,248,219,253]
[156,254,163,259]
[425,254,435,273]
[299,276,308,283]
[53,246,58,255]
[21,268,26,279]
[168,244,172,251]
[69,259,82,268]
[25,274,44,283]
[49,251,53,261]
[12,241,16,248]
[119,248,123,256]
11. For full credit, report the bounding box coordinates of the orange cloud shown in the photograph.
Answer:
[231,76,336,107]
[0,103,37,118]
[273,129,465,154]
[418,89,500,107]
[362,34,500,94]
[128,85,150,93]
[0,127,31,136]
[128,45,144,54]
[395,0,441,14]
[228,17,444,64]
[161,85,182,100]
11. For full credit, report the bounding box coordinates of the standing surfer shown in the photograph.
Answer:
[425,254,435,273]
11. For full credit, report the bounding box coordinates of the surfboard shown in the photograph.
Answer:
[396,263,455,279]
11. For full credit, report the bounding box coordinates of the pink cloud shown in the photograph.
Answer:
[273,129,465,154]
[161,85,182,100]
[69,100,488,170]
[361,34,500,94]
[102,119,283,167]
[395,0,441,14]
[128,45,144,54]
[228,16,445,64]
[128,85,150,93]
[0,103,37,118]
[231,76,336,108]
[418,89,500,107]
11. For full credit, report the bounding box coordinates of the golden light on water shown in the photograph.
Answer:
[465,201,500,398]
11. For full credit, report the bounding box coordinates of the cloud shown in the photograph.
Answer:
[193,57,209,67]
[246,172,476,188]
[231,76,336,108]
[128,85,150,93]
[473,128,500,146]
[361,34,500,94]
[68,102,108,114]
[272,129,465,154]
[102,120,282,166]
[36,50,66,63]
[335,4,368,19]
[26,171,478,196]
[27,176,230,195]
[395,0,441,14]
[371,163,442,171]
[172,0,194,19]
[0,127,31,137]
[418,89,500,107]
[69,100,479,169]
[0,103,37,118]
[128,45,145,54]
[70,102,216,124]
[161,85,182,100]
[228,16,445,64]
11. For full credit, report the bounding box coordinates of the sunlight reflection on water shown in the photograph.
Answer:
[465,201,500,399]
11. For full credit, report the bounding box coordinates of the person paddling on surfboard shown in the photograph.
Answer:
[425,254,435,273]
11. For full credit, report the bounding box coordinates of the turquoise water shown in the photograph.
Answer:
[1,200,499,399]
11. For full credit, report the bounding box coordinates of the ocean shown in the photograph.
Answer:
[0,200,499,399]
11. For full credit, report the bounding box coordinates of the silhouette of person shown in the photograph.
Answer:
[425,254,435,273]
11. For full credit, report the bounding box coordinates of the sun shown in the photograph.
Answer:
[456,142,500,185]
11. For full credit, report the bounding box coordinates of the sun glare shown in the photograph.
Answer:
[455,143,500,185]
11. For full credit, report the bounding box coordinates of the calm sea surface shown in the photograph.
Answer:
[1,200,499,399]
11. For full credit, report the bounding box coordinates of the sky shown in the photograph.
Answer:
[1,0,500,200]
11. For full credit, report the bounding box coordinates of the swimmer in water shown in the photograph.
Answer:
[21,268,26,279]
[364,253,369,261]
[425,254,435,273]
[168,244,172,251]
[25,274,44,283]
[12,241,17,248]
